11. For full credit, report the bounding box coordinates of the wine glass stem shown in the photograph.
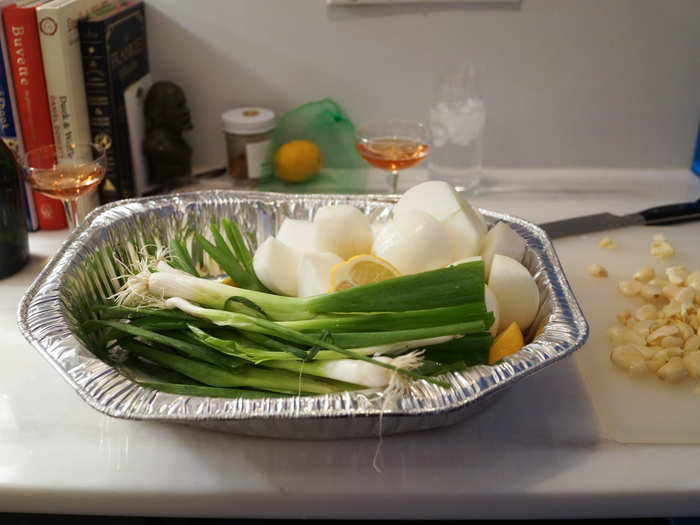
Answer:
[390,170,399,193]
[62,199,80,230]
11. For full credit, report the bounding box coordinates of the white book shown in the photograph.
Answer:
[36,0,110,156]
[37,0,110,215]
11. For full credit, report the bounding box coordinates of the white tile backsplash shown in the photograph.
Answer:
[144,0,700,170]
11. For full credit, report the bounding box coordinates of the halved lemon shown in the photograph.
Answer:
[488,321,524,364]
[329,254,401,292]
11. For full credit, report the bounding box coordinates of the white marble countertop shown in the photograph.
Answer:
[2,169,700,519]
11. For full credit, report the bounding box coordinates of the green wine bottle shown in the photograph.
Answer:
[0,138,29,278]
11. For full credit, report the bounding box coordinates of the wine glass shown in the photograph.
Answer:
[23,143,107,229]
[355,119,431,194]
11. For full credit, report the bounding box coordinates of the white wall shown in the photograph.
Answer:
[144,0,700,170]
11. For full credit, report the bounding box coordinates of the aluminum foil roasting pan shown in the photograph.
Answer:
[18,190,589,439]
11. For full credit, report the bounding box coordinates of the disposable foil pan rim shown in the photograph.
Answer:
[17,190,589,433]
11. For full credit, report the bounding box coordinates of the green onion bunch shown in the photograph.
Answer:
[83,219,493,399]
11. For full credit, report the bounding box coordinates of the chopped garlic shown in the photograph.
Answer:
[640,284,662,301]
[650,239,674,259]
[647,324,679,343]
[635,304,659,321]
[676,287,695,306]
[599,236,615,248]
[666,266,688,285]
[686,271,700,291]
[616,311,631,324]
[586,263,608,278]
[684,335,700,352]
[672,320,694,341]
[607,251,700,386]
[683,352,700,378]
[618,280,642,296]
[662,284,681,299]
[633,266,655,282]
[610,345,646,375]
[648,277,669,288]
[656,356,687,383]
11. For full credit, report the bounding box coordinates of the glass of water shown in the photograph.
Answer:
[428,62,486,193]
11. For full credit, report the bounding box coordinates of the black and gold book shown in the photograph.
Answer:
[79,0,149,202]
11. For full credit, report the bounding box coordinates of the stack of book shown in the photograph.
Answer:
[0,0,151,231]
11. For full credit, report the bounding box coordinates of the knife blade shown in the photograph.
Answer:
[539,198,700,239]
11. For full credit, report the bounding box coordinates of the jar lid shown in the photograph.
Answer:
[221,107,276,134]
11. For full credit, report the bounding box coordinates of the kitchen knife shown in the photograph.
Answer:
[539,198,700,239]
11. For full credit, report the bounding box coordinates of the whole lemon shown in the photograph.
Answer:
[274,140,322,183]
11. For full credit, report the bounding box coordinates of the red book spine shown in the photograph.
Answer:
[3,3,66,230]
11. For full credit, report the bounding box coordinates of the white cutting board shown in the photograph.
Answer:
[553,222,700,444]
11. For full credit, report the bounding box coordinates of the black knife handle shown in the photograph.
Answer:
[638,198,700,226]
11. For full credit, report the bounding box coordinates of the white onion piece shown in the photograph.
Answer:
[312,205,373,260]
[317,358,390,387]
[394,180,461,221]
[487,254,539,331]
[394,180,487,260]
[277,218,315,254]
[371,222,385,241]
[484,284,500,337]
[252,237,300,296]
[296,251,343,297]
[480,221,527,280]
[372,210,451,275]
[449,255,483,266]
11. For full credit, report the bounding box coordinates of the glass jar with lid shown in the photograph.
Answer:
[221,107,275,181]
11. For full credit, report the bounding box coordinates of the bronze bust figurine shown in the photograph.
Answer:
[143,81,193,186]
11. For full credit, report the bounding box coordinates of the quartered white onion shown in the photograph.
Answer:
[480,221,526,280]
[277,218,315,254]
[312,205,373,260]
[487,254,539,331]
[484,284,500,337]
[393,180,487,260]
[296,251,343,297]
[372,210,451,275]
[252,237,300,296]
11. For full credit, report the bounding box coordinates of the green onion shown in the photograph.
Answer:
[130,318,209,332]
[307,320,489,348]
[195,229,251,288]
[221,218,266,290]
[127,260,485,322]
[165,297,451,388]
[415,360,468,377]
[308,335,462,360]
[169,239,199,276]
[240,332,309,359]
[193,221,268,292]
[188,324,304,364]
[308,261,485,313]
[147,270,304,320]
[121,339,360,395]
[421,333,493,367]
[278,303,488,333]
[103,222,494,398]
[139,381,288,399]
[222,296,269,319]
[91,304,199,321]
[84,319,247,370]
[262,354,418,388]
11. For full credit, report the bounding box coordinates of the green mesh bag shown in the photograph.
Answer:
[258,98,367,193]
